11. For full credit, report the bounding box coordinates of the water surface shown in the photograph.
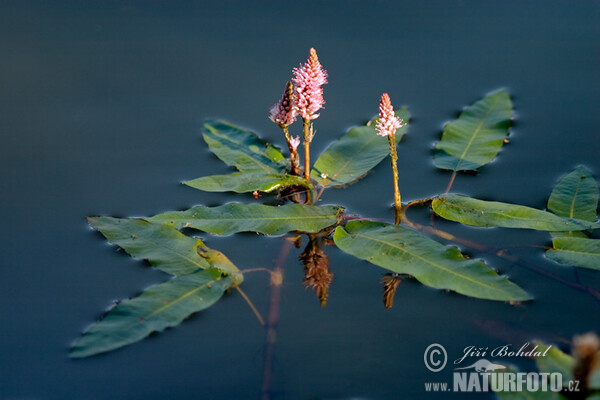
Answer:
[1,1,599,399]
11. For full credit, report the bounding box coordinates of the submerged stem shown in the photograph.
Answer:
[444,171,457,194]
[235,286,265,326]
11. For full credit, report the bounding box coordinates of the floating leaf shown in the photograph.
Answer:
[149,203,343,236]
[548,166,599,222]
[70,268,232,358]
[183,172,310,194]
[310,109,410,187]
[333,220,531,301]
[545,237,600,270]
[202,120,287,173]
[548,166,599,238]
[432,194,600,231]
[88,217,209,276]
[185,121,308,194]
[434,89,512,171]
[534,342,574,382]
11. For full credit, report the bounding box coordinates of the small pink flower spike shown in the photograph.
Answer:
[269,81,297,128]
[289,136,301,151]
[376,93,404,137]
[292,48,328,120]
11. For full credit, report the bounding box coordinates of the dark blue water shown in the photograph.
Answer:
[1,1,599,399]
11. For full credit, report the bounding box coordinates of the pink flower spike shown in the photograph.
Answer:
[376,93,403,137]
[292,48,328,121]
[269,81,297,128]
[289,136,301,151]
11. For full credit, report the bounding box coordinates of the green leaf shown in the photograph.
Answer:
[310,109,410,187]
[545,237,600,270]
[533,342,574,382]
[88,217,209,276]
[434,89,512,171]
[70,268,231,358]
[548,166,599,222]
[548,166,599,238]
[333,220,531,301]
[183,172,311,194]
[202,120,287,173]
[148,203,344,236]
[432,194,600,231]
[186,120,310,194]
[591,368,600,389]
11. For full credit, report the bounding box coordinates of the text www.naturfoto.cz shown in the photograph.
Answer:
[425,382,449,392]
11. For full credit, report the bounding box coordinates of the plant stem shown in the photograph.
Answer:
[388,134,402,224]
[444,171,457,194]
[282,126,299,176]
[235,286,265,326]
[303,119,311,181]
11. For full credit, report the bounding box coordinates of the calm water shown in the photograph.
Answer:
[1,1,599,399]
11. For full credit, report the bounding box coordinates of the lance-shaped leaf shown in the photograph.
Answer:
[434,89,512,171]
[533,342,574,382]
[310,109,410,187]
[202,120,287,173]
[545,237,600,270]
[183,172,311,194]
[548,166,599,222]
[333,220,531,301]
[432,194,600,231]
[70,268,232,358]
[88,217,209,276]
[547,166,599,238]
[148,203,344,236]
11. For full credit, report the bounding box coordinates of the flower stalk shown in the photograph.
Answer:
[269,81,300,175]
[376,93,405,224]
[292,48,327,180]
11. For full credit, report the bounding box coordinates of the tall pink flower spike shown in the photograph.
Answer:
[268,81,300,176]
[376,93,404,137]
[376,93,404,224]
[293,48,328,182]
[268,81,297,128]
[292,48,328,121]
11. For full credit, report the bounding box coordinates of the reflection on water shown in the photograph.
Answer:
[1,1,600,399]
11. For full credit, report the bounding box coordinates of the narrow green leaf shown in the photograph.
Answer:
[548,166,599,238]
[432,194,600,231]
[545,237,600,270]
[333,220,531,301]
[548,166,599,221]
[183,172,311,194]
[203,120,287,173]
[70,268,231,358]
[310,109,410,187]
[149,203,344,236]
[533,342,574,382]
[88,217,209,276]
[434,89,512,171]
[591,369,600,390]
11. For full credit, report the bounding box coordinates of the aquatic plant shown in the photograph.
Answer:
[71,46,600,398]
